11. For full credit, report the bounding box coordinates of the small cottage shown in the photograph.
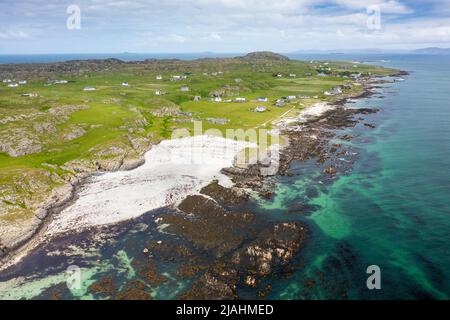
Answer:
[235,97,246,103]
[22,93,38,97]
[324,86,342,96]
[180,86,190,92]
[257,97,268,102]
[254,106,267,113]
[83,86,96,91]
[206,118,229,125]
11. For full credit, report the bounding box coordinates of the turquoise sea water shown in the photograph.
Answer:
[0,54,449,299]
[264,54,450,299]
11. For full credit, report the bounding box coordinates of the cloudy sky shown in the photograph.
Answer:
[1,0,450,54]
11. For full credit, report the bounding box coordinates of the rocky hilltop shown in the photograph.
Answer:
[241,51,290,61]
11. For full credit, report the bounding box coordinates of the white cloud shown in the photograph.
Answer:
[210,32,222,41]
[332,0,413,14]
[0,30,30,40]
[0,0,449,53]
[169,33,188,43]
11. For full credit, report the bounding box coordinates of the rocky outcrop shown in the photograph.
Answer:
[0,128,43,156]
[63,125,86,141]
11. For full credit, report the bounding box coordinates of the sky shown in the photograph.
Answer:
[1,0,450,54]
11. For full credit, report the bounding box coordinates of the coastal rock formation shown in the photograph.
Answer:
[177,220,308,300]
[164,179,309,300]
[162,195,255,257]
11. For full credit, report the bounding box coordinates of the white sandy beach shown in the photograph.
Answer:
[277,102,335,127]
[45,135,255,237]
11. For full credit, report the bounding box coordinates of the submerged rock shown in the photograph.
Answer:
[200,180,248,207]
[89,276,116,297]
[115,280,151,300]
[163,195,255,257]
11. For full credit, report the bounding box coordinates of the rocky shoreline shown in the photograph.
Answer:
[0,156,149,271]
[165,74,406,299]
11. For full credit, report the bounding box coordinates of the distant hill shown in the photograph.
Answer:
[413,47,450,54]
[241,51,290,61]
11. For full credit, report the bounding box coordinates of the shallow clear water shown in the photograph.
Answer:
[264,55,450,299]
[0,54,449,300]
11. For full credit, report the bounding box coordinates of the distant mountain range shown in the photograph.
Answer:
[412,47,450,54]
[290,47,450,55]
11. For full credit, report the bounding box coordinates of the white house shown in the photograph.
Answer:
[83,86,96,91]
[254,106,267,113]
[276,73,283,78]
[121,82,129,87]
[324,86,342,96]
[155,90,165,96]
[257,97,268,102]
[194,96,202,101]
[172,75,182,81]
[18,80,27,85]
[7,83,18,88]
[2,79,12,83]
[52,80,68,84]
[22,93,38,97]
[180,86,190,92]
[235,97,246,103]
[156,75,163,80]
[288,95,297,100]
[214,96,222,102]
[289,74,297,78]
